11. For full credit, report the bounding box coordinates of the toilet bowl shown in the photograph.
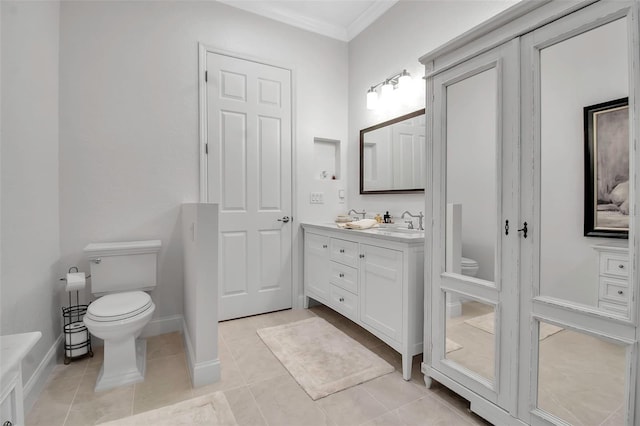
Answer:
[84,291,155,391]
[461,257,479,277]
[447,257,479,318]
[83,240,161,392]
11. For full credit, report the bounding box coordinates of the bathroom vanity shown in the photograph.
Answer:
[1,332,41,426]
[301,223,424,380]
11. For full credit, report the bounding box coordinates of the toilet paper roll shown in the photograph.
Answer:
[65,272,86,292]
[64,322,88,357]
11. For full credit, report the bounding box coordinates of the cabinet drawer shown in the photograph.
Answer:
[305,232,329,253]
[599,277,629,304]
[330,238,359,267]
[328,284,358,320]
[598,300,628,316]
[329,262,358,294]
[600,252,629,278]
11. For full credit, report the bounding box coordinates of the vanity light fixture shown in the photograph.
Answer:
[366,69,413,110]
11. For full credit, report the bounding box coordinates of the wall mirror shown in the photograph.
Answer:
[360,109,425,194]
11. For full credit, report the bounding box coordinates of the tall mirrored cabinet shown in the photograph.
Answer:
[421,1,640,425]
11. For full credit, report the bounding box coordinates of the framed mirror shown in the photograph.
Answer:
[360,109,426,194]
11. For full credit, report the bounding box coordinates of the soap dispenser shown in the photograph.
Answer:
[383,211,391,223]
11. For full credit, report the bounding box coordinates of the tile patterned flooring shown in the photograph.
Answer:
[27,306,490,426]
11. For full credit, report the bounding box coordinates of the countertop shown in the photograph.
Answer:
[1,331,42,383]
[301,222,425,244]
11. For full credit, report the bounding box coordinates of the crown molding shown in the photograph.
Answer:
[347,0,398,41]
[218,0,398,42]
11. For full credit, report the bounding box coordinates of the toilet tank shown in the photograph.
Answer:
[84,240,162,294]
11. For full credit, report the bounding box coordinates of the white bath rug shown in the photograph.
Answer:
[97,392,237,426]
[464,312,563,340]
[257,317,394,400]
[446,338,463,353]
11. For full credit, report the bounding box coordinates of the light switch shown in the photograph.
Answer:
[310,192,324,204]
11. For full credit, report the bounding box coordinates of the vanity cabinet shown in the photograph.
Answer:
[302,223,424,380]
[594,243,630,316]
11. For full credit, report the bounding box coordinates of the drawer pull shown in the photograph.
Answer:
[322,244,328,249]
[618,290,624,295]
[618,264,625,269]
[339,297,345,302]
[339,249,345,253]
[339,273,344,278]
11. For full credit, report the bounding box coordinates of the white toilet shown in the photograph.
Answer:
[461,257,479,277]
[83,240,161,392]
[447,257,479,318]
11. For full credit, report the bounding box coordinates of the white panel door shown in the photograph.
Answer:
[207,52,292,321]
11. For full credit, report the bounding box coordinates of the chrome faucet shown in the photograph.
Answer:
[401,211,424,230]
[347,209,366,220]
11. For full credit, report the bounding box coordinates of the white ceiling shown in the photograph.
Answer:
[217,0,399,42]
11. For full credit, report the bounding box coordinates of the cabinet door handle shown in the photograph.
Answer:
[339,249,345,253]
[339,273,344,278]
[359,254,365,258]
[618,264,625,269]
[339,297,344,302]
[322,244,328,249]
[618,290,624,295]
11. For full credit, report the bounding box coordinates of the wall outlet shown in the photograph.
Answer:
[310,192,324,204]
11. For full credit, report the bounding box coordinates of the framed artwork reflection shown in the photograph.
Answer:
[584,97,629,238]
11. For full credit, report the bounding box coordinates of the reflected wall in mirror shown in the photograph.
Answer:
[360,109,425,194]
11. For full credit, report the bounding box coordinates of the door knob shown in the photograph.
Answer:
[277,216,290,223]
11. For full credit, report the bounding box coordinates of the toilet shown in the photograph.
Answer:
[461,257,479,277]
[447,256,479,318]
[83,240,161,392]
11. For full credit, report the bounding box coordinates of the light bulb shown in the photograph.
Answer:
[380,81,393,99]
[366,88,378,110]
[398,73,412,91]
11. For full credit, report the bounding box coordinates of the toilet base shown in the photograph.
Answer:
[95,338,147,392]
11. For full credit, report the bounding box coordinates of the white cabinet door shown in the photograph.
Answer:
[304,232,330,301]
[360,244,403,342]
[427,38,520,410]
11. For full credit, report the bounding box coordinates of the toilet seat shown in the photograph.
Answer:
[86,291,153,322]
[461,257,478,268]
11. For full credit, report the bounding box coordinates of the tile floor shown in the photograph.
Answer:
[27,306,490,426]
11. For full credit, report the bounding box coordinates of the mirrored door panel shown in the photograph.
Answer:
[445,295,496,383]
[539,17,631,315]
[446,67,497,284]
[536,322,627,425]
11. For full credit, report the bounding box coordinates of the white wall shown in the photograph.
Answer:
[1,0,61,384]
[348,0,517,221]
[58,1,348,315]
[540,18,629,306]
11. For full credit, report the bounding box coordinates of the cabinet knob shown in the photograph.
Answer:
[4,421,14,426]
[322,244,328,249]
[339,273,344,278]
[339,249,345,253]
[618,290,624,295]
[339,297,344,302]
[618,264,625,269]
[359,254,365,258]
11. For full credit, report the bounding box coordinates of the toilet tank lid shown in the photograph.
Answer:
[84,240,161,257]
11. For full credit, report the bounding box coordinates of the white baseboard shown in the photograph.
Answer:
[182,318,220,388]
[23,334,63,413]
[297,294,306,309]
[140,314,184,338]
